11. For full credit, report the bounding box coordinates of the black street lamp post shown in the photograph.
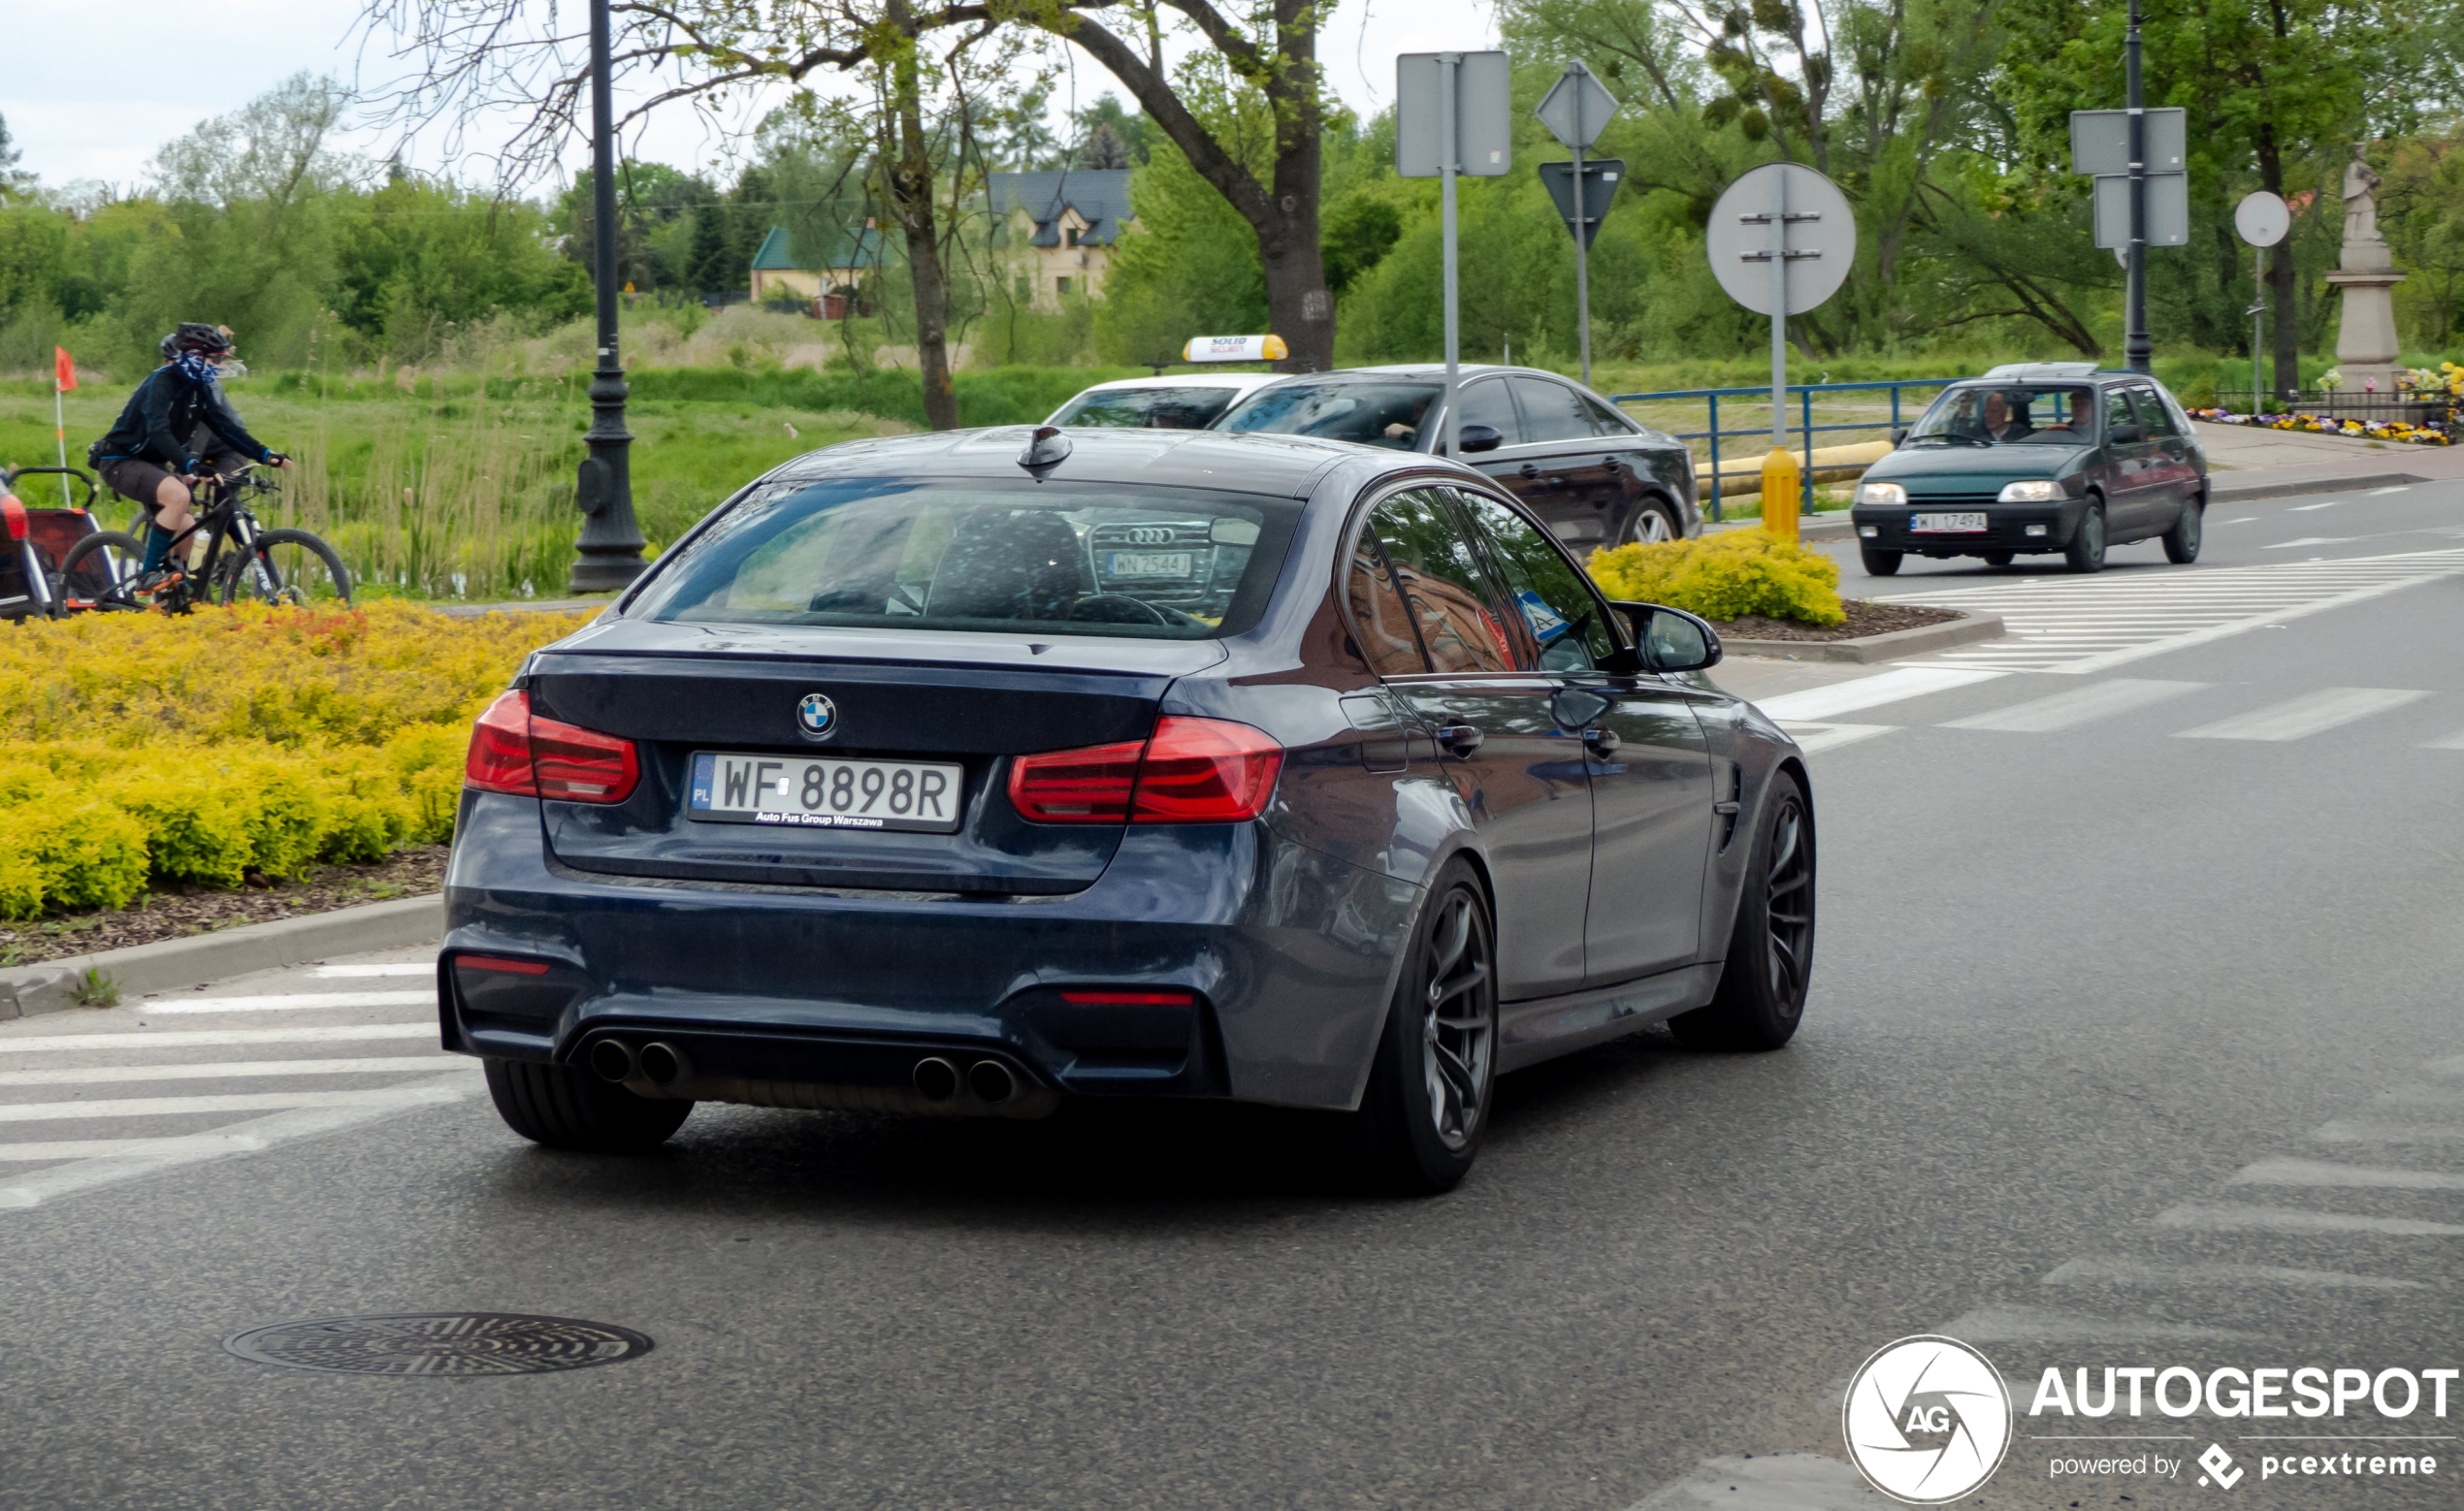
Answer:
[569,0,647,593]
[2124,0,2152,375]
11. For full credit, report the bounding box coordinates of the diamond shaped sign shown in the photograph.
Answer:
[1536,64,1620,152]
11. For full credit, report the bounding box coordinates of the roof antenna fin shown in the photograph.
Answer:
[1018,425,1072,479]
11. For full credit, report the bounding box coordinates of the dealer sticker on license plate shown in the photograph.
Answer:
[1909,512,1989,532]
[688,752,962,832]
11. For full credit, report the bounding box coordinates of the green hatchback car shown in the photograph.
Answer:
[1848,363,2207,575]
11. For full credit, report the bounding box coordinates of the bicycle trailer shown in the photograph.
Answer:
[0,466,118,620]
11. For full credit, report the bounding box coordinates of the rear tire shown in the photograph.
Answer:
[483,1057,693,1153]
[2064,501,2108,573]
[1859,546,1902,577]
[1345,860,1498,1194]
[2162,495,2204,564]
[1670,773,1815,1051]
[50,530,145,611]
[1617,498,1683,546]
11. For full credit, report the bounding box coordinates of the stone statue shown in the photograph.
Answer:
[2343,145,2383,248]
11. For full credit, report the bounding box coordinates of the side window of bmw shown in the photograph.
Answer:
[1365,489,1518,674]
[1448,490,1620,674]
[1345,527,1429,676]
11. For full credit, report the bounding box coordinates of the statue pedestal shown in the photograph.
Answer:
[2325,244,2405,407]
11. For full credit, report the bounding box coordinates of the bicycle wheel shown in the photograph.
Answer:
[50,531,146,613]
[215,528,353,607]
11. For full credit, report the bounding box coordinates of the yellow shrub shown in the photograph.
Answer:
[0,603,591,917]
[1588,530,1846,627]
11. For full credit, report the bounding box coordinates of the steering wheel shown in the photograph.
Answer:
[1065,594,1172,627]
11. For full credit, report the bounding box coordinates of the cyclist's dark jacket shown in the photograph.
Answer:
[93,365,274,471]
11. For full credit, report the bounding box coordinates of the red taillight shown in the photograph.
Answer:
[455,954,552,976]
[0,495,25,542]
[1060,989,1196,1006]
[1008,738,1144,822]
[1131,717,1283,822]
[1009,717,1282,825]
[462,690,639,805]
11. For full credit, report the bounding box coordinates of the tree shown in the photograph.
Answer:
[1074,93,1151,165]
[0,112,33,198]
[151,73,360,210]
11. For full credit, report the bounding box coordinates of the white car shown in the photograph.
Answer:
[1046,372,1286,431]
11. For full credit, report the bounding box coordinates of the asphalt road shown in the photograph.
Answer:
[2,478,2460,1511]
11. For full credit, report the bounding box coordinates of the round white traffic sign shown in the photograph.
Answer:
[2235,190,2290,248]
[1705,162,1857,316]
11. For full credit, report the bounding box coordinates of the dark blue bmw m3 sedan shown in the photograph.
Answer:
[441,426,1814,1191]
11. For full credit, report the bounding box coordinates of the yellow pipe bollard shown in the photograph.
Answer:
[1761,446,1800,541]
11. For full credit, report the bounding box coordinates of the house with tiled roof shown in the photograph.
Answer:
[988,170,1135,311]
[748,224,897,304]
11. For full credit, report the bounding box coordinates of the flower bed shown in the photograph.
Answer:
[1587,530,1846,627]
[2188,405,2452,445]
[0,602,590,920]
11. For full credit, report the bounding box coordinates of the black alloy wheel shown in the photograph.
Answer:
[1347,861,1498,1193]
[1670,773,1814,1051]
[2163,495,2204,564]
[1859,546,1903,577]
[483,1058,694,1153]
[2064,500,2108,573]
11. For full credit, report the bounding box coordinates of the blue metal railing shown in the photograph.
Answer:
[1606,378,1964,522]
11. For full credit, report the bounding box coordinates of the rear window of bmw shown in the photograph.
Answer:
[631,479,1303,639]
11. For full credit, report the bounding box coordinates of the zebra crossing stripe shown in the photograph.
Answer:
[2175,688,2428,742]
[1880,549,2464,673]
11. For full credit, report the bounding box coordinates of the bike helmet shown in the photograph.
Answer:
[164,323,236,360]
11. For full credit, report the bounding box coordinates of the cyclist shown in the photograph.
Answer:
[90,323,291,579]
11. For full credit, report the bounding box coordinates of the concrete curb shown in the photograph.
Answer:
[0,894,443,1021]
[2208,470,2424,504]
[1721,608,2005,664]
[1704,513,1855,541]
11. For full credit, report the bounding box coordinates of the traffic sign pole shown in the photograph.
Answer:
[1440,52,1461,459]
[1536,61,1621,389]
[2124,0,2151,374]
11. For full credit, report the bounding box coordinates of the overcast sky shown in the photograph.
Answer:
[5,0,1502,192]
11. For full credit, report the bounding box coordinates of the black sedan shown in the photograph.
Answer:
[1215,364,1702,553]
[441,427,1812,1191]
[1849,364,2208,575]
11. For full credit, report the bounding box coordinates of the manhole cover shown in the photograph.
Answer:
[225,1312,653,1377]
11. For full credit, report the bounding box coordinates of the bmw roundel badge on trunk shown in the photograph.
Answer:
[796,692,837,738]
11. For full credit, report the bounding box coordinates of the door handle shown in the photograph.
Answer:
[1713,800,1740,816]
[1582,726,1622,756]
[1518,463,1540,479]
[1435,723,1484,756]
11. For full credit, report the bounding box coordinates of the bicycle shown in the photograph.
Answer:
[51,464,352,613]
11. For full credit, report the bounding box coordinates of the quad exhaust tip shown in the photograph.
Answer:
[589,1039,636,1084]
[967,1059,1018,1106]
[912,1056,960,1103]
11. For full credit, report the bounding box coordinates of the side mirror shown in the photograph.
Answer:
[1612,600,1722,672]
[1891,428,1908,446]
[1457,423,1504,455]
[2109,423,2146,444]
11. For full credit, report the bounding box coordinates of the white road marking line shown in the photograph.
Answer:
[140,989,435,1014]
[2422,728,2464,751]
[2369,485,2412,495]
[1751,665,2005,722]
[0,1057,470,1088]
[1936,1304,2249,1342]
[0,1077,472,1211]
[2230,1157,2464,1190]
[2290,500,2342,511]
[0,1134,293,1162]
[0,1024,434,1054]
[2152,1202,2464,1236]
[1777,723,1897,755]
[1940,678,2207,732]
[1884,548,2464,673]
[2261,536,2356,549]
[2314,1119,2464,1143]
[2375,1085,2464,1108]
[2042,1257,2425,1291]
[314,963,434,979]
[2174,687,2428,742]
[0,1085,462,1123]
[1627,1455,1872,1511]
[2427,1055,2464,1077]
[2217,516,2257,524]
